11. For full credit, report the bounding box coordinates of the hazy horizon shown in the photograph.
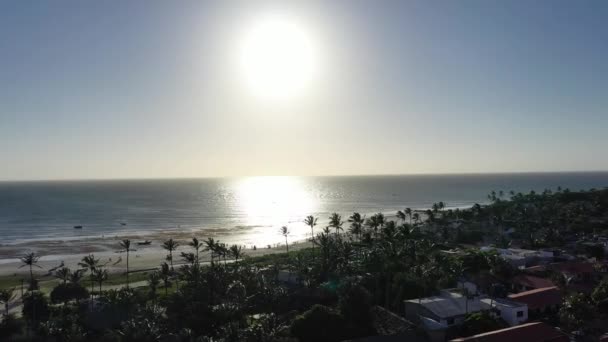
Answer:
[2,1,608,181]
[3,170,608,183]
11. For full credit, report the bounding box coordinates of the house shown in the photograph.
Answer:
[507,287,562,315]
[405,289,528,342]
[524,261,598,293]
[510,274,554,292]
[449,322,569,342]
[480,247,554,268]
[405,289,486,329]
[479,298,528,326]
[526,261,596,281]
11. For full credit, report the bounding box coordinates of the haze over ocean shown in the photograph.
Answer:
[1,172,607,246]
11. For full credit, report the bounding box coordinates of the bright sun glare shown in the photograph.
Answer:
[238,14,318,101]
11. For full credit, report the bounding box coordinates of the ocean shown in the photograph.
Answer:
[1,172,607,246]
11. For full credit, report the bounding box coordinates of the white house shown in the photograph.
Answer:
[481,246,554,268]
[405,289,528,341]
[479,297,528,326]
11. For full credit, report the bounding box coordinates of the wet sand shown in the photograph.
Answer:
[0,229,312,277]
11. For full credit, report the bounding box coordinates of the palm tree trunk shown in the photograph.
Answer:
[29,264,33,289]
[169,251,174,271]
[126,251,130,288]
[285,237,289,252]
[310,227,315,260]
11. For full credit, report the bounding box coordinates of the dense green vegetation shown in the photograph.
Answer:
[1,187,608,341]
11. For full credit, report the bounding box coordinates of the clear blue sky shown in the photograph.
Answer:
[1,1,607,180]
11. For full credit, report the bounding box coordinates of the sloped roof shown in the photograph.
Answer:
[371,306,415,335]
[508,287,562,310]
[405,291,485,318]
[449,322,569,342]
[511,274,554,289]
[525,262,594,275]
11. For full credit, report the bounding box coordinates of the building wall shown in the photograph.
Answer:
[499,306,528,326]
[440,315,465,327]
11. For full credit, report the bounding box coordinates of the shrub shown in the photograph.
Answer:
[50,283,89,304]
[0,314,22,338]
[459,311,506,337]
[291,304,346,342]
[22,291,50,326]
[338,282,374,336]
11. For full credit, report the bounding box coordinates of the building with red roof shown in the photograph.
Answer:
[508,287,562,313]
[526,261,595,276]
[511,274,554,292]
[524,261,599,293]
[449,322,569,342]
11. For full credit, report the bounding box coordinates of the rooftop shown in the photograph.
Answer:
[371,306,416,336]
[479,297,526,310]
[511,274,554,289]
[449,322,569,342]
[407,291,487,319]
[508,287,562,310]
[525,261,595,275]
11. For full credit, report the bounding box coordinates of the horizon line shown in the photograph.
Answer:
[2,169,608,183]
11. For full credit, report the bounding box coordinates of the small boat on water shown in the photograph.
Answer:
[120,222,127,226]
[73,225,83,229]
[137,240,151,246]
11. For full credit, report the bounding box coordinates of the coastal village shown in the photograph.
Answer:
[2,187,608,341]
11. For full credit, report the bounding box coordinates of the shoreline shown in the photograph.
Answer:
[0,206,466,247]
[0,207,458,277]
[0,229,313,277]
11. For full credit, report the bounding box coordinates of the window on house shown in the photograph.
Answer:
[517,311,524,317]
[447,318,455,325]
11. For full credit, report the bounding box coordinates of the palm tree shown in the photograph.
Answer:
[217,243,228,265]
[328,213,344,236]
[54,267,71,284]
[304,215,318,260]
[148,271,160,306]
[438,201,446,212]
[396,210,406,223]
[159,262,172,296]
[189,237,203,264]
[79,254,100,295]
[348,212,365,241]
[413,212,421,225]
[19,252,41,290]
[432,203,440,213]
[313,232,332,277]
[280,226,290,252]
[180,252,196,265]
[203,238,216,265]
[119,239,133,288]
[0,288,16,316]
[405,208,413,225]
[70,269,84,284]
[304,215,318,242]
[366,213,385,238]
[162,238,179,271]
[92,268,108,294]
[229,244,244,264]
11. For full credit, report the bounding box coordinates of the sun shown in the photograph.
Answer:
[238,14,318,102]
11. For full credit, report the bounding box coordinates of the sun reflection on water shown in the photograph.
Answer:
[234,176,317,245]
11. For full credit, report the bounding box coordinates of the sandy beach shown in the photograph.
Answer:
[0,229,312,277]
